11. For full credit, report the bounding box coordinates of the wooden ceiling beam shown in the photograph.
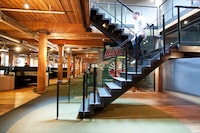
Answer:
[50,39,104,47]
[21,22,85,33]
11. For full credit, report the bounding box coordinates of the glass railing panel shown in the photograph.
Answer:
[94,3,135,37]
[180,20,200,46]
[159,0,200,25]
[93,1,159,34]
[159,0,174,23]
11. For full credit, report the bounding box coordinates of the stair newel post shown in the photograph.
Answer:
[151,24,155,49]
[135,35,138,74]
[162,15,166,53]
[93,67,97,104]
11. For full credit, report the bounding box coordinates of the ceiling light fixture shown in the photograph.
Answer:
[184,20,188,25]
[66,47,70,52]
[24,0,29,9]
[15,46,21,52]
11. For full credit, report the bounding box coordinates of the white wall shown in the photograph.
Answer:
[163,58,200,96]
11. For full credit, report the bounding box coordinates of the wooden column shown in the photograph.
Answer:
[9,51,14,66]
[67,53,71,78]
[78,58,81,75]
[58,45,64,80]
[155,65,163,92]
[27,54,31,66]
[0,53,2,66]
[80,58,83,73]
[37,30,49,93]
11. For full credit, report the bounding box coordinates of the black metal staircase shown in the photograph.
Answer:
[78,6,179,118]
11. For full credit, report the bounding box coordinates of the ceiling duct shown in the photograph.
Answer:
[0,11,58,51]
[0,33,38,52]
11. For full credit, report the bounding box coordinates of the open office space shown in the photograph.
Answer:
[0,0,200,133]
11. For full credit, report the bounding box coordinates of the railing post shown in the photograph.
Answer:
[152,24,155,49]
[177,6,181,46]
[125,44,128,80]
[93,67,97,103]
[56,81,60,120]
[114,0,117,23]
[121,2,123,27]
[135,35,138,74]
[162,15,166,53]
[82,72,86,118]
[114,55,117,77]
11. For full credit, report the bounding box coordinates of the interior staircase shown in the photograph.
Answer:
[78,7,178,118]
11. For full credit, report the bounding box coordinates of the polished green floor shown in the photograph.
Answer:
[0,76,192,133]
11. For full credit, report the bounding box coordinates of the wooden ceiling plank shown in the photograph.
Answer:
[46,0,63,11]
[60,0,78,24]
[70,0,83,24]
[0,0,99,60]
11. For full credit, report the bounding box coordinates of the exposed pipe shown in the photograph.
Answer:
[0,11,58,51]
[0,33,38,52]
[0,33,20,44]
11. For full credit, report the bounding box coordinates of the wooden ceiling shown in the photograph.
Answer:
[0,0,109,63]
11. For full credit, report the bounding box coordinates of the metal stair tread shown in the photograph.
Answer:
[105,82,122,90]
[79,98,90,112]
[98,87,112,97]
[89,93,101,105]
[120,71,142,75]
[127,71,142,75]
[113,77,132,82]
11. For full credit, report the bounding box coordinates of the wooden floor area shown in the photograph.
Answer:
[0,78,65,116]
[121,89,200,133]
[0,86,40,116]
[0,81,200,133]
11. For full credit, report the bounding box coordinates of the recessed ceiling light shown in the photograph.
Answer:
[66,47,70,52]
[15,46,21,51]
[24,1,29,9]
[184,20,188,25]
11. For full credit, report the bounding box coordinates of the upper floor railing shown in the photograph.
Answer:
[90,0,200,45]
[159,0,200,23]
